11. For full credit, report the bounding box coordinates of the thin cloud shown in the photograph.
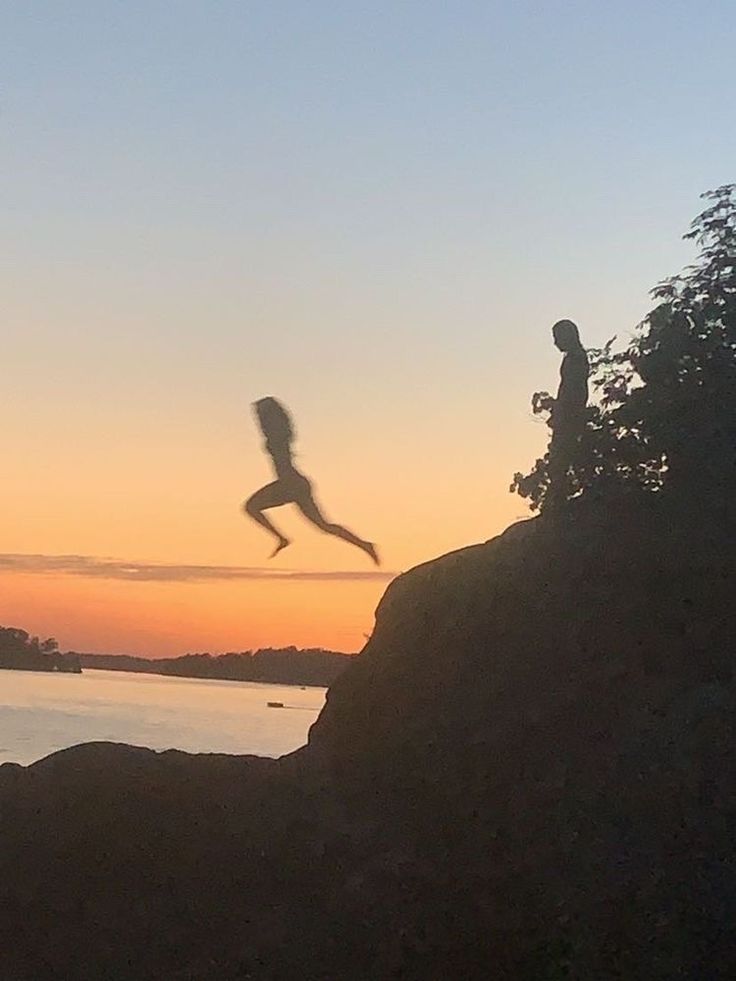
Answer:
[0,554,396,584]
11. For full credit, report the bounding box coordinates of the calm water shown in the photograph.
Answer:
[0,669,326,766]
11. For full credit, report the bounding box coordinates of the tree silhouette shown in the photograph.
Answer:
[0,627,76,672]
[512,185,736,514]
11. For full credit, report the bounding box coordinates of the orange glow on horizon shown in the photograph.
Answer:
[0,571,393,657]
[0,423,528,656]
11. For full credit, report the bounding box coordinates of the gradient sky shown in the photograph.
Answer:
[2,1,734,655]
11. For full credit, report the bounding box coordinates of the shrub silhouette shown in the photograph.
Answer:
[512,184,736,514]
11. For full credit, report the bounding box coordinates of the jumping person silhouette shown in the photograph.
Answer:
[244,397,379,564]
[547,319,590,506]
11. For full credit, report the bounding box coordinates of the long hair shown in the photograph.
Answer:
[253,397,295,447]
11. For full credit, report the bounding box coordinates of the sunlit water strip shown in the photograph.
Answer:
[0,668,326,766]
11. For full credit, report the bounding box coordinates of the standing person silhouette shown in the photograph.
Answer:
[547,319,590,506]
[244,397,379,564]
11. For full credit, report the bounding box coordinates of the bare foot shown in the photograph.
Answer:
[269,537,291,558]
[362,542,380,566]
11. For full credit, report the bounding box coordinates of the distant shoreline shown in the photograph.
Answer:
[76,647,352,689]
[2,624,353,688]
[82,665,329,690]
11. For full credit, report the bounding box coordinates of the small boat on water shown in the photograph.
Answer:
[267,701,285,709]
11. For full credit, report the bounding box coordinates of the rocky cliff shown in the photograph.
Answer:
[1,496,734,979]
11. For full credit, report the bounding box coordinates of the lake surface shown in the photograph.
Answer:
[0,669,326,766]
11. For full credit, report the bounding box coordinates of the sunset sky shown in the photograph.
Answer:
[3,1,734,655]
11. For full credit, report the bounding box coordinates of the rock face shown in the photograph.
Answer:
[1,497,735,980]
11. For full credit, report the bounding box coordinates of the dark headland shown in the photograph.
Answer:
[0,627,81,673]
[1,496,734,980]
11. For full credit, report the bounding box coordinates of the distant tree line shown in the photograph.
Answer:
[0,627,81,673]
[1,622,351,686]
[78,646,351,687]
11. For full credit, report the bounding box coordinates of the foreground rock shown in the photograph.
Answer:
[1,497,734,979]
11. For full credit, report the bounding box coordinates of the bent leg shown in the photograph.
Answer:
[296,489,379,564]
[243,481,295,556]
